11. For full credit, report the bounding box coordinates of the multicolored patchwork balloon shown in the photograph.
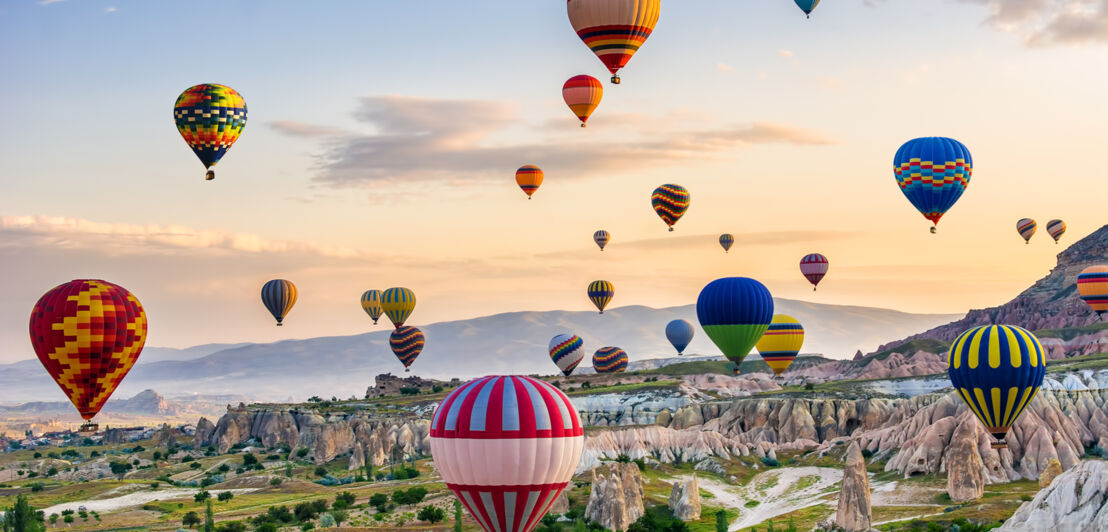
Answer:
[567,0,660,84]
[382,287,416,328]
[430,375,583,532]
[651,184,690,232]
[1016,218,1037,244]
[261,279,297,326]
[360,290,383,325]
[593,230,610,251]
[587,280,614,314]
[515,165,543,199]
[948,325,1046,448]
[390,326,425,372]
[173,84,247,181]
[719,234,734,253]
[697,277,774,374]
[593,347,628,373]
[893,137,972,233]
[1078,266,1108,317]
[1046,219,1066,244]
[800,253,828,291]
[563,75,603,127]
[665,319,694,355]
[29,280,147,422]
[549,334,585,376]
[756,315,804,377]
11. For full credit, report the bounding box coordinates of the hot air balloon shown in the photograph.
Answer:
[719,234,734,253]
[1016,218,1037,244]
[516,165,543,199]
[382,287,416,328]
[173,84,247,181]
[697,277,774,374]
[430,375,583,532]
[587,280,614,314]
[800,254,828,291]
[390,326,425,372]
[593,347,629,373]
[948,325,1046,448]
[593,230,610,251]
[360,290,383,325]
[893,137,972,233]
[567,0,660,84]
[261,279,297,326]
[756,315,804,378]
[549,334,585,376]
[1046,219,1066,244]
[665,319,694,355]
[794,0,821,18]
[29,280,147,432]
[1078,266,1108,317]
[651,184,690,232]
[563,75,603,127]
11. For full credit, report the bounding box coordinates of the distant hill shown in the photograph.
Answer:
[0,298,956,403]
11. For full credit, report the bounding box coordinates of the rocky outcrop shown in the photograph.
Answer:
[365,373,459,398]
[668,475,701,521]
[194,417,215,447]
[210,404,253,453]
[835,441,872,531]
[945,417,984,502]
[680,373,781,398]
[1040,458,1064,488]
[572,391,692,427]
[580,425,751,472]
[548,491,570,515]
[998,459,1108,531]
[585,462,644,531]
[153,424,177,448]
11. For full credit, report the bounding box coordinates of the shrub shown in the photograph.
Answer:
[215,521,248,532]
[627,506,689,532]
[399,387,421,396]
[182,456,195,463]
[761,456,780,467]
[110,460,133,475]
[294,501,321,521]
[182,511,201,527]
[89,451,100,457]
[194,490,211,503]
[370,493,388,507]
[33,452,42,458]
[319,513,335,527]
[314,466,327,477]
[153,451,162,460]
[30,482,45,492]
[218,463,231,473]
[270,477,283,486]
[190,462,202,469]
[804,383,815,391]
[419,505,446,523]
[296,448,310,458]
[335,491,356,509]
[1020,494,1033,502]
[242,454,259,467]
[861,449,874,459]
[432,385,444,393]
[132,445,145,452]
[331,509,348,526]
[218,491,234,502]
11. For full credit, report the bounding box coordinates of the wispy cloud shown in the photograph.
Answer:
[104,6,117,13]
[38,0,67,5]
[874,0,1108,45]
[273,96,836,188]
[777,49,795,58]
[716,62,734,73]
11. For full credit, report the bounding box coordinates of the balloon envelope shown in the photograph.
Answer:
[29,280,147,420]
[719,234,734,252]
[563,75,603,126]
[588,280,614,314]
[665,319,695,355]
[549,334,586,376]
[361,290,383,325]
[173,84,247,180]
[696,277,774,373]
[756,315,804,376]
[430,375,583,532]
[593,230,610,251]
[1016,218,1037,243]
[800,254,829,290]
[948,325,1046,446]
[261,279,297,326]
[567,0,660,83]
[893,137,972,231]
[794,0,821,16]
[593,347,628,373]
[382,287,416,328]
[390,326,425,371]
[651,184,690,231]
[516,165,543,199]
[1078,266,1108,316]
[1046,219,1066,243]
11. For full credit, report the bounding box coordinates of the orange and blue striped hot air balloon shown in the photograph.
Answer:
[567,0,660,84]
[593,230,610,251]
[947,325,1046,448]
[587,280,614,314]
[515,165,543,199]
[563,75,603,127]
[1046,219,1066,244]
[719,234,734,253]
[755,315,804,377]
[261,279,297,326]
[390,326,425,372]
[651,184,690,232]
[593,347,628,373]
[893,137,972,233]
[29,280,148,428]
[1078,265,1108,318]
[173,84,247,181]
[1016,218,1037,244]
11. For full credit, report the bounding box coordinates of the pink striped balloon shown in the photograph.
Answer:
[800,253,829,291]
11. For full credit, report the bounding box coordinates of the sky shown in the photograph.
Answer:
[1,0,1106,362]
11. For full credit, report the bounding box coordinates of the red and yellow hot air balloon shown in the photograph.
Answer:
[562,75,603,127]
[1078,266,1108,318]
[173,84,247,181]
[516,165,544,199]
[29,280,148,431]
[567,0,660,84]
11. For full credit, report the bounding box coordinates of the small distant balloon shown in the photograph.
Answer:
[793,0,821,18]
[593,347,628,373]
[651,184,690,232]
[567,0,660,84]
[800,254,828,291]
[1078,266,1108,317]
[1016,218,1037,244]
[381,287,416,329]
[665,319,695,355]
[360,290,383,325]
[893,137,972,233]
[719,234,734,253]
[390,326,425,372]
[1046,219,1066,244]
[594,230,610,251]
[261,279,297,326]
[173,84,247,181]
[550,334,586,376]
[587,280,614,314]
[516,165,543,199]
[563,75,603,127]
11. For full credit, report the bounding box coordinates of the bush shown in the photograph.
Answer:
[242,454,259,467]
[29,481,45,492]
[218,491,234,502]
[216,521,248,532]
[761,456,780,467]
[399,387,421,396]
[110,460,133,475]
[182,456,195,463]
[419,505,446,523]
[627,506,689,532]
[183,510,202,527]
[861,449,874,459]
[33,452,42,458]
[296,448,310,458]
[804,383,815,391]
[331,509,348,526]
[194,490,211,503]
[392,486,429,505]
[90,450,100,457]
[370,493,389,507]
[1020,494,1033,502]
[315,466,327,477]
[319,513,336,527]
[190,462,202,470]
[294,501,321,521]
[334,491,356,509]
[132,445,145,452]
[270,477,283,486]
[432,385,444,393]
[218,463,231,473]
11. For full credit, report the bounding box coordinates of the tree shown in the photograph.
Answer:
[296,448,309,458]
[182,511,202,528]
[254,524,277,532]
[195,491,211,503]
[242,454,259,468]
[715,510,728,532]
[218,492,234,502]
[49,514,59,526]
[218,463,231,473]
[454,500,464,532]
[109,460,132,477]
[334,491,355,509]
[215,522,247,532]
[1,495,45,532]
[418,505,445,524]
[204,500,216,532]
[314,466,327,477]
[293,502,320,522]
[330,509,348,527]
[285,463,293,478]
[319,513,335,528]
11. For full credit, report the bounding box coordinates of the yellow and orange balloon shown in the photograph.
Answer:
[563,75,603,127]
[515,165,544,199]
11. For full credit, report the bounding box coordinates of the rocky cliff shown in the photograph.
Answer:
[998,459,1108,531]
[585,462,645,531]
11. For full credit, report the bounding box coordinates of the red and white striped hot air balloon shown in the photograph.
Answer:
[562,75,603,127]
[800,253,829,291]
[430,375,584,532]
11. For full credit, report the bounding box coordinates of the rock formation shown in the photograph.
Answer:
[667,475,701,521]
[153,424,176,448]
[945,417,984,502]
[365,373,460,398]
[834,441,872,531]
[998,459,1108,531]
[548,491,570,515]
[194,417,215,447]
[585,462,644,531]
[1039,458,1064,488]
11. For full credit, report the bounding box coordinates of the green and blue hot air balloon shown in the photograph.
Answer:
[696,277,774,374]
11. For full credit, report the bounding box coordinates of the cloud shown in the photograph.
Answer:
[716,62,734,72]
[777,49,795,58]
[268,120,346,138]
[104,6,117,13]
[277,96,835,187]
[38,0,67,5]
[877,0,1108,45]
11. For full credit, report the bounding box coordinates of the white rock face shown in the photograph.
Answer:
[667,474,702,521]
[585,462,645,531]
[998,459,1108,531]
[835,441,873,531]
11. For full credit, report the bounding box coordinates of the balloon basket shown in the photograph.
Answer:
[78,422,99,434]
[732,368,740,376]
[205,170,215,181]
[580,123,587,128]
[668,227,674,232]
[930,227,937,234]
[611,75,620,84]
[276,323,283,327]
[405,368,410,373]
[991,441,1007,449]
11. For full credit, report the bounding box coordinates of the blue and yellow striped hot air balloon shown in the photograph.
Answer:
[381,287,416,329]
[360,290,383,325]
[947,325,1046,448]
[594,230,610,251]
[697,278,774,374]
[755,315,804,377]
[1016,218,1037,244]
[893,137,972,233]
[719,234,734,253]
[593,347,628,373]
[389,326,425,372]
[651,184,690,232]
[588,280,614,314]
[261,279,297,326]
